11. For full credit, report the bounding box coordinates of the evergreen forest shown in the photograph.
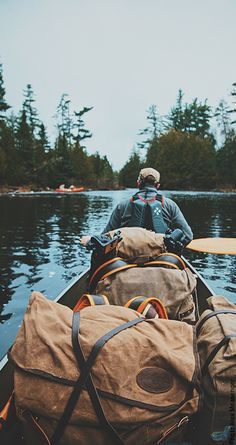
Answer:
[0,63,236,191]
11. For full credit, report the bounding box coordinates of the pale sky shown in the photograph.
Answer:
[1,0,236,169]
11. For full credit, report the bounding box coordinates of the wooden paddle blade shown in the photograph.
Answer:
[186,238,236,255]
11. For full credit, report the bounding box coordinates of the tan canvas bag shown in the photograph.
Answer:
[196,295,236,437]
[108,227,166,263]
[95,266,197,322]
[10,292,201,445]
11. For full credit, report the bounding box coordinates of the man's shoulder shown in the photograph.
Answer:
[161,195,178,211]
[162,195,174,204]
[116,198,132,210]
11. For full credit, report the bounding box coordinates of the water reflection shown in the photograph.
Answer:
[0,190,235,358]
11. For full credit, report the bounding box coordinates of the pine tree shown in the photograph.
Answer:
[0,63,13,184]
[228,82,236,124]
[0,63,11,120]
[73,106,93,145]
[169,89,184,131]
[33,123,50,185]
[138,105,164,150]
[15,109,35,183]
[56,94,72,144]
[215,100,231,140]
[169,91,212,138]
[22,84,39,134]
[216,131,236,187]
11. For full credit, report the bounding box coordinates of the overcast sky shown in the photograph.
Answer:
[1,0,236,169]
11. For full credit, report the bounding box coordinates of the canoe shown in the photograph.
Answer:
[0,259,214,444]
[54,187,84,193]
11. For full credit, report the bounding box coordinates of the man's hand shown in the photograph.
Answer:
[80,235,91,247]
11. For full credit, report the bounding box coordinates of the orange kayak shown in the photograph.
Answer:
[55,187,84,193]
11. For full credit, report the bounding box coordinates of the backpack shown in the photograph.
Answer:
[10,291,201,445]
[128,190,168,233]
[92,254,197,322]
[196,295,236,443]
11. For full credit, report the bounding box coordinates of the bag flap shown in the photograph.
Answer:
[108,227,166,263]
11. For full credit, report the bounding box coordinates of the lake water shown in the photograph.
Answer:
[0,190,236,359]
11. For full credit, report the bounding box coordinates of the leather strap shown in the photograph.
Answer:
[202,334,236,376]
[196,310,236,336]
[51,312,145,444]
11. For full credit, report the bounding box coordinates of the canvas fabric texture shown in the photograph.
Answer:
[108,227,166,264]
[96,267,197,322]
[10,292,200,445]
[196,295,236,433]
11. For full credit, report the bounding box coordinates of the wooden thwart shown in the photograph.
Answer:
[186,238,236,255]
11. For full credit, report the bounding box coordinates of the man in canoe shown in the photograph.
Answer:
[80,167,193,247]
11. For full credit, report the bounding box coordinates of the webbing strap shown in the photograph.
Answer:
[136,194,157,204]
[51,312,145,444]
[202,334,236,376]
[196,310,236,336]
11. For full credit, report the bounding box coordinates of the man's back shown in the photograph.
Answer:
[102,186,193,244]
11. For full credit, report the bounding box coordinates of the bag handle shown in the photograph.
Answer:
[125,296,168,319]
[73,293,109,312]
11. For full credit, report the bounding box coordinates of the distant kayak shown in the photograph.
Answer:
[54,186,84,193]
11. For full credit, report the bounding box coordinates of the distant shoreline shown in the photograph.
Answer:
[0,185,236,194]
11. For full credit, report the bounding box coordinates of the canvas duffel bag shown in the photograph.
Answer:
[107,227,166,263]
[10,291,201,445]
[95,266,197,322]
[196,295,236,441]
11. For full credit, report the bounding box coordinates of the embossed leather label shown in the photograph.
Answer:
[136,367,173,393]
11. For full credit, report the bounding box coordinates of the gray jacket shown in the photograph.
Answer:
[102,188,193,244]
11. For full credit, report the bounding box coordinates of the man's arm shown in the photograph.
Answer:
[101,204,122,234]
[80,203,124,247]
[164,198,193,244]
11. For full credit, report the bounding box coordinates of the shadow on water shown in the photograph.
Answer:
[0,190,235,358]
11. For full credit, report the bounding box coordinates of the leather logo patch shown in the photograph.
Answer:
[136,367,173,394]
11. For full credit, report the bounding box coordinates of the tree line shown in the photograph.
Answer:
[0,62,236,190]
[120,90,236,190]
[0,64,115,189]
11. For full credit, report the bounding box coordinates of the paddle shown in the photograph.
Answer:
[186,238,236,255]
